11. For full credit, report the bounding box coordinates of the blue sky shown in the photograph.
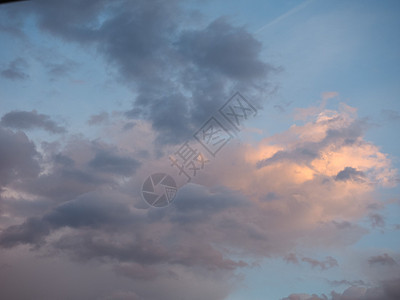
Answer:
[0,1,399,300]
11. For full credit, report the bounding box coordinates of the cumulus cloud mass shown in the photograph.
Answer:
[0,0,399,299]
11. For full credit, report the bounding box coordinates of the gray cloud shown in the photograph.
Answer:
[368,213,385,228]
[301,256,339,270]
[381,109,400,121]
[13,0,272,145]
[113,262,160,281]
[335,167,365,182]
[0,57,29,80]
[43,192,135,229]
[257,118,367,169]
[368,253,397,267]
[0,126,40,187]
[283,278,400,300]
[1,2,397,300]
[7,138,140,204]
[0,184,247,273]
[284,253,299,264]
[87,112,109,125]
[332,221,353,230]
[46,59,78,79]
[282,294,328,300]
[177,18,270,80]
[0,217,49,248]
[0,102,393,300]
[0,190,137,248]
[88,149,140,176]
[328,279,368,287]
[1,110,66,133]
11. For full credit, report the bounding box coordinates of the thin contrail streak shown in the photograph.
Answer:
[255,0,315,34]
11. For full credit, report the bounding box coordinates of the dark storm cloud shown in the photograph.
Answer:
[1,110,66,133]
[0,126,40,187]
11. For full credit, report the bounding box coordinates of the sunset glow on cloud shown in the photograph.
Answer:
[1,1,399,300]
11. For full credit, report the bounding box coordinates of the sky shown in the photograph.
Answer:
[0,0,399,299]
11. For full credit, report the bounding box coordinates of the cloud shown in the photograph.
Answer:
[45,59,78,79]
[282,294,327,300]
[0,57,29,80]
[0,102,397,300]
[0,217,49,248]
[283,278,400,300]
[100,290,142,300]
[301,256,338,270]
[87,112,109,125]
[381,109,400,122]
[322,91,339,101]
[368,254,397,267]
[88,148,141,176]
[177,18,270,80]
[327,279,368,287]
[8,138,142,203]
[1,110,66,133]
[11,0,272,145]
[0,126,40,187]
[257,107,370,170]
[0,2,398,295]
[335,167,365,182]
[113,262,160,281]
[368,214,385,228]
[0,190,131,248]
[284,253,300,264]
